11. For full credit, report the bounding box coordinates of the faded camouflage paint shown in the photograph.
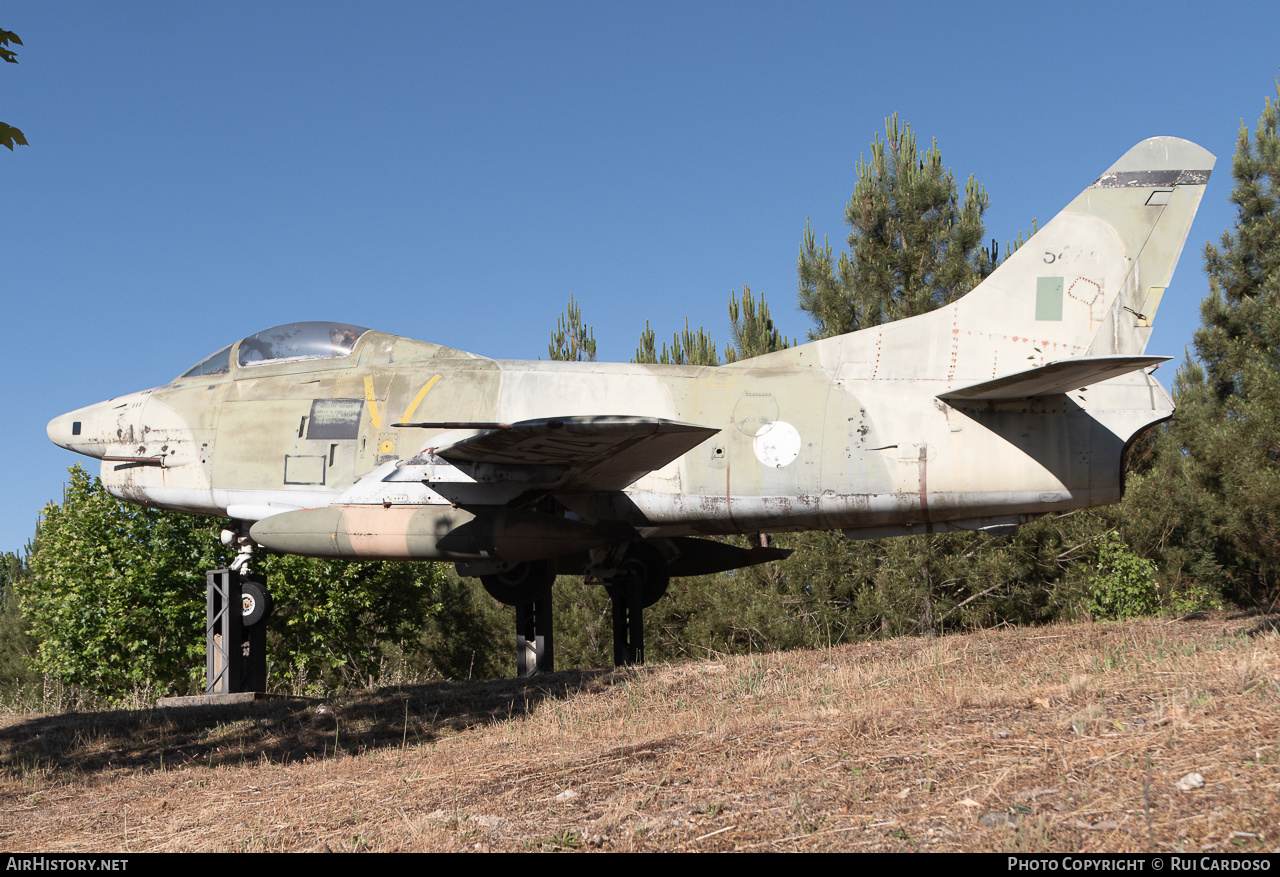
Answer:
[47,137,1214,564]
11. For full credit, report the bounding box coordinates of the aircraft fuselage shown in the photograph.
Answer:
[48,326,1169,560]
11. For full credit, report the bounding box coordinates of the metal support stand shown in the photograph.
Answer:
[608,577,644,666]
[515,594,554,677]
[206,568,266,694]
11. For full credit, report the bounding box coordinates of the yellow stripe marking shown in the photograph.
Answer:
[364,376,382,429]
[399,374,442,425]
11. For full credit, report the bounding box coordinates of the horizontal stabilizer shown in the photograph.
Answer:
[435,415,719,491]
[938,355,1170,401]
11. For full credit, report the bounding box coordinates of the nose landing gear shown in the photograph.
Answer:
[205,524,272,695]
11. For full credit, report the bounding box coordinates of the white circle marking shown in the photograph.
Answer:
[753,420,801,468]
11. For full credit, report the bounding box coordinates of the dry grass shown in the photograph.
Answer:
[1,612,1278,852]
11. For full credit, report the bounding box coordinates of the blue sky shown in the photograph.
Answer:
[3,1,1277,553]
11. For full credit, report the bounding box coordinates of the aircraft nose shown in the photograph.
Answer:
[47,408,106,459]
[47,412,75,451]
[48,391,153,459]
[47,388,160,460]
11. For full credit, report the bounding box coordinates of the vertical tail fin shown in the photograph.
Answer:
[953,137,1214,360]
[749,138,1213,387]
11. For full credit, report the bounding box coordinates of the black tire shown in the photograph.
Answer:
[240,579,272,627]
[614,541,670,608]
[480,559,556,606]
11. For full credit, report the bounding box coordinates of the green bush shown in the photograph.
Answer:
[1088,532,1158,620]
[22,467,445,700]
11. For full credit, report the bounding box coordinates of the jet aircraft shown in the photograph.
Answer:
[48,137,1213,615]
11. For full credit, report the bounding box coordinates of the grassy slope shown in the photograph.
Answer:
[1,613,1277,852]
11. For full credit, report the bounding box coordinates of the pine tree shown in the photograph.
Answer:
[634,287,791,366]
[797,114,998,339]
[634,320,659,364]
[548,294,597,362]
[544,119,1102,658]
[784,117,1015,635]
[726,286,791,362]
[784,119,1127,632]
[1162,79,1280,603]
[633,317,722,366]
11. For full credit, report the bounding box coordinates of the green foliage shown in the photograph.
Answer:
[405,568,510,680]
[633,320,659,364]
[1088,532,1158,620]
[23,467,222,696]
[548,294,596,362]
[544,516,1114,668]
[770,514,1103,644]
[726,286,791,362]
[634,287,790,366]
[1110,435,1226,612]
[254,552,442,692]
[549,575,615,666]
[0,28,19,63]
[0,548,27,600]
[1,29,28,151]
[0,122,24,151]
[797,114,997,339]
[1157,79,1280,604]
[0,550,40,690]
[22,467,445,699]
[634,317,722,366]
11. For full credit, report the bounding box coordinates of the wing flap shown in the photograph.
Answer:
[939,355,1170,401]
[435,416,718,491]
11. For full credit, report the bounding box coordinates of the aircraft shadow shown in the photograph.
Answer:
[0,669,615,777]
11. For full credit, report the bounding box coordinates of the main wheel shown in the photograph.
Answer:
[614,541,669,608]
[240,579,272,627]
[480,559,556,606]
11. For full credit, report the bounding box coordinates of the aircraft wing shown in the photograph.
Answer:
[432,416,719,492]
[938,355,1171,402]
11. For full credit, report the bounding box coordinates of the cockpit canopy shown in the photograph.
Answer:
[180,321,372,378]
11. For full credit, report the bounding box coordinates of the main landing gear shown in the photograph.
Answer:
[465,541,671,677]
[596,542,669,667]
[477,560,556,678]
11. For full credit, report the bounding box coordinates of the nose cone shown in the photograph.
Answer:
[47,406,107,459]
[47,389,153,460]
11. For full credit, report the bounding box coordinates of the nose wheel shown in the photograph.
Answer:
[239,578,272,627]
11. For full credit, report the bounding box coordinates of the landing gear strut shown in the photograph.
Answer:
[466,560,557,677]
[595,542,669,667]
[206,525,272,694]
[462,540,671,676]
